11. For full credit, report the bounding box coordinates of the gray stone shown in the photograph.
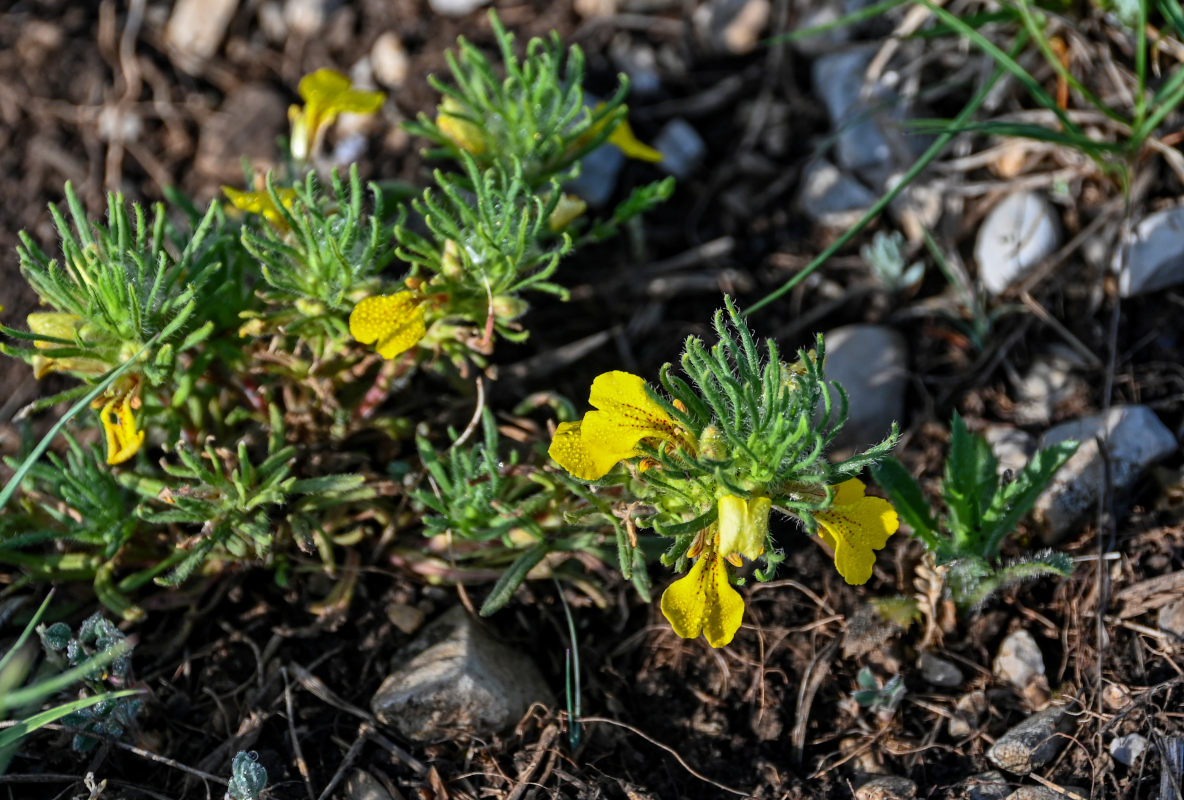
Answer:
[609,39,662,97]
[918,652,963,688]
[344,770,401,800]
[566,143,625,208]
[1035,405,1177,543]
[811,46,916,187]
[655,119,706,180]
[822,324,908,452]
[427,0,489,14]
[371,32,409,89]
[987,706,1074,775]
[959,771,1010,800]
[283,0,326,35]
[693,0,772,55]
[993,629,1045,693]
[166,0,238,73]
[792,4,855,57]
[855,775,917,800]
[1158,598,1184,639]
[1004,788,1087,800]
[1112,207,1184,296]
[1012,346,1085,425]
[385,603,425,635]
[949,690,988,738]
[1110,732,1148,766]
[371,607,551,742]
[1159,736,1184,800]
[799,158,878,229]
[984,425,1035,478]
[974,192,1061,295]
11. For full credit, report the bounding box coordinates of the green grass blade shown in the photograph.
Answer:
[0,594,53,679]
[0,343,149,511]
[0,689,141,752]
[764,0,907,45]
[746,36,1017,315]
[0,639,133,712]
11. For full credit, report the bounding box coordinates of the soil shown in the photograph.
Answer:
[2,2,1184,799]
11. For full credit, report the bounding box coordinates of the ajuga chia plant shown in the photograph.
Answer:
[411,407,649,615]
[549,297,901,648]
[350,10,673,367]
[0,184,232,466]
[872,413,1078,609]
[0,595,140,773]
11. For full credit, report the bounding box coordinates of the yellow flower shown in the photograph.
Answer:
[660,542,744,648]
[289,68,385,162]
[26,312,108,379]
[813,478,899,585]
[349,291,427,359]
[548,371,690,481]
[436,95,487,155]
[547,193,587,232]
[97,392,144,466]
[717,494,771,565]
[222,186,299,227]
[606,116,662,163]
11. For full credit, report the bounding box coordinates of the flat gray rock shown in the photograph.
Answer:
[799,159,878,229]
[957,771,1010,800]
[1109,733,1148,767]
[371,607,552,742]
[987,706,1074,775]
[918,652,963,688]
[1035,405,1177,543]
[166,0,238,74]
[1112,206,1184,296]
[811,47,900,186]
[822,324,908,452]
[974,191,1061,295]
[655,119,706,180]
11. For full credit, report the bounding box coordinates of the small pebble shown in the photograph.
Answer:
[283,0,326,35]
[993,629,1045,693]
[386,603,425,635]
[959,771,1010,800]
[798,158,877,229]
[984,425,1035,478]
[427,0,489,14]
[166,0,238,72]
[949,690,988,738]
[1004,787,1087,800]
[918,652,963,688]
[694,0,771,55]
[566,143,626,208]
[1109,733,1148,766]
[1012,346,1085,425]
[974,191,1061,295]
[655,119,705,180]
[344,769,399,800]
[371,32,410,89]
[855,775,917,800]
[987,706,1073,775]
[1112,206,1184,296]
[1158,598,1184,639]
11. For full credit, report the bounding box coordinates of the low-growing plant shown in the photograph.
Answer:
[547,297,901,647]
[872,412,1078,609]
[226,750,269,800]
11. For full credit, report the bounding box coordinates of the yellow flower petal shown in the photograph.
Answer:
[660,549,744,648]
[813,478,899,585]
[349,292,427,359]
[547,420,622,482]
[436,96,487,155]
[717,494,771,561]
[607,117,662,163]
[222,186,299,226]
[547,193,587,232]
[291,68,385,161]
[99,396,145,466]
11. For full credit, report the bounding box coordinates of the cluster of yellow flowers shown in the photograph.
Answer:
[549,371,899,647]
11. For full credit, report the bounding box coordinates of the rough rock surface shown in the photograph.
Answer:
[987,706,1074,775]
[1035,405,1177,543]
[822,324,908,452]
[974,191,1061,295]
[371,607,551,742]
[1112,206,1184,296]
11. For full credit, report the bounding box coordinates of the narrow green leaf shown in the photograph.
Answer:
[980,439,1078,558]
[870,457,940,551]
[479,543,548,616]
